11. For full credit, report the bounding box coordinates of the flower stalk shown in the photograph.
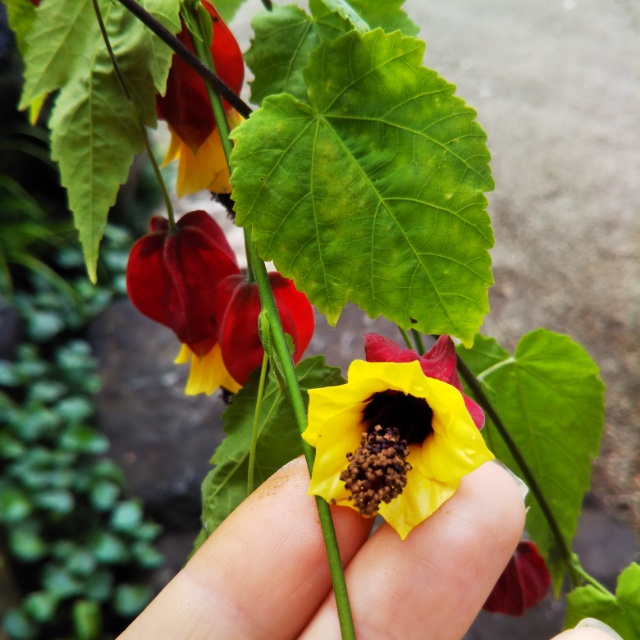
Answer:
[248,352,269,494]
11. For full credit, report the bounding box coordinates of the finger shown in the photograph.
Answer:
[554,631,621,640]
[301,461,526,640]
[119,457,372,640]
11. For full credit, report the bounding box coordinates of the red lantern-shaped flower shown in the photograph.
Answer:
[364,333,485,429]
[217,273,315,384]
[126,210,240,358]
[156,0,244,197]
[483,540,552,616]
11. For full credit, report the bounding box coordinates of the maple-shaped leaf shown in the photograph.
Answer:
[19,0,180,282]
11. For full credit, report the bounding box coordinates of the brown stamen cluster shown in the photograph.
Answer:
[340,425,412,517]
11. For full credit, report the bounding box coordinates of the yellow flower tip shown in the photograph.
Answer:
[304,360,494,539]
[163,110,244,198]
[174,343,241,396]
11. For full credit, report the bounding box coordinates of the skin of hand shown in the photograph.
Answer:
[118,458,613,640]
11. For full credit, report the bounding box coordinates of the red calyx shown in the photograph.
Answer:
[156,0,244,152]
[363,333,485,429]
[126,211,240,357]
[215,272,315,385]
[482,540,552,616]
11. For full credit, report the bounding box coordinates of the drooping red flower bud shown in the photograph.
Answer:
[364,333,485,428]
[156,0,244,153]
[126,210,240,357]
[483,540,552,616]
[214,272,315,385]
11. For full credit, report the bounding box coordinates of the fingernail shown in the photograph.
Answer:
[575,618,623,639]
[493,459,529,500]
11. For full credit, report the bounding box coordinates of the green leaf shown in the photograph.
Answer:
[316,0,369,32]
[23,592,58,624]
[246,3,350,105]
[90,531,130,564]
[34,489,75,514]
[0,486,32,523]
[5,0,37,58]
[347,0,419,36]
[565,564,640,639]
[458,330,605,591]
[199,356,344,543]
[2,609,38,640]
[42,564,84,599]
[72,600,103,640]
[109,500,143,532]
[83,570,114,602]
[618,563,640,633]
[112,584,152,618]
[8,521,48,561]
[60,424,109,454]
[18,0,180,281]
[211,0,248,23]
[233,29,494,344]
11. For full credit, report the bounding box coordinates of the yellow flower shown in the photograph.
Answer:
[303,360,494,539]
[163,110,244,199]
[175,343,241,396]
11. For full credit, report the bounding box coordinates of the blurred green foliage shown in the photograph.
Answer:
[1,13,164,637]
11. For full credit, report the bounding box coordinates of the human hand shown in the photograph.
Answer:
[119,459,618,640]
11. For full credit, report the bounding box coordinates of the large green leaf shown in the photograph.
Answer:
[565,563,640,638]
[199,356,344,542]
[246,0,418,106]
[233,29,494,344]
[18,0,180,282]
[458,330,605,591]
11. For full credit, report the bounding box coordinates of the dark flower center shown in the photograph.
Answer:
[339,391,434,517]
[362,390,434,444]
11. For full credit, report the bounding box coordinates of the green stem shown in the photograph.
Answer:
[247,352,269,495]
[246,241,357,639]
[455,352,588,590]
[411,329,425,354]
[186,12,357,637]
[92,0,175,230]
[397,326,413,349]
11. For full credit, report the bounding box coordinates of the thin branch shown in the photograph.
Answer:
[115,0,253,119]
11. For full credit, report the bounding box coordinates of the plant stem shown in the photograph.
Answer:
[455,352,591,590]
[411,328,425,354]
[186,10,357,638]
[92,0,175,230]
[114,0,252,119]
[397,326,413,349]
[248,352,269,495]
[246,240,357,640]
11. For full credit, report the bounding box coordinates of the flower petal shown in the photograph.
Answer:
[483,540,551,615]
[179,343,241,396]
[364,333,485,428]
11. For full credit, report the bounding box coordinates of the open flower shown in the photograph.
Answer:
[483,540,551,615]
[303,337,494,539]
[126,210,240,358]
[156,0,244,197]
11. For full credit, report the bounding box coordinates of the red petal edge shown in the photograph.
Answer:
[482,541,552,616]
[363,333,485,428]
